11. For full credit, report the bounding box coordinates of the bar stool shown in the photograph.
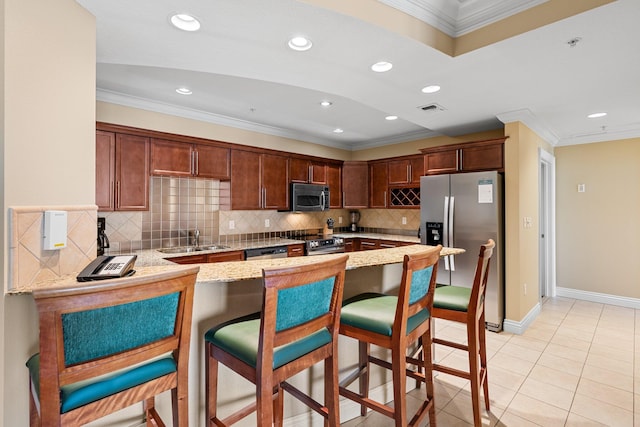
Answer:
[338,246,441,427]
[204,254,348,426]
[432,239,495,427]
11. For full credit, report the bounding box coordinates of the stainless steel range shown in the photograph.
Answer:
[305,236,345,256]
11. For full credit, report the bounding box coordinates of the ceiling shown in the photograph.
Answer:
[78,0,640,151]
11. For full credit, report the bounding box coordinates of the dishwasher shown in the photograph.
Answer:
[244,245,288,260]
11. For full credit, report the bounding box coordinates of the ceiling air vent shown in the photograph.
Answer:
[417,103,446,112]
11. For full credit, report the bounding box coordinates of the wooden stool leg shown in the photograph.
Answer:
[273,386,284,427]
[358,341,370,416]
[391,345,408,427]
[479,312,490,411]
[468,321,482,427]
[325,354,340,427]
[205,343,219,426]
[422,329,437,427]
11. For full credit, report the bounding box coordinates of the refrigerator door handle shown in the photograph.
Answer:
[449,196,455,271]
[443,196,450,271]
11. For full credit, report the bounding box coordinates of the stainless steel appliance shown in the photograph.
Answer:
[420,171,504,331]
[290,183,330,212]
[305,236,345,256]
[97,217,109,256]
[244,245,288,260]
[349,210,361,232]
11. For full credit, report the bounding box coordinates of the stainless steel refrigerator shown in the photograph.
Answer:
[420,171,504,331]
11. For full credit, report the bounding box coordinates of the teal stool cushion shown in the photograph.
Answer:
[26,354,176,414]
[205,312,332,369]
[340,293,430,336]
[434,285,471,312]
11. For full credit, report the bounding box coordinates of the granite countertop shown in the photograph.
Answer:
[9,243,463,294]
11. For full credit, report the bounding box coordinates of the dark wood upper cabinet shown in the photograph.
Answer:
[290,157,326,184]
[342,161,368,209]
[231,150,289,210]
[369,162,389,208]
[387,156,424,185]
[96,131,149,211]
[422,138,506,175]
[326,163,342,208]
[151,139,230,180]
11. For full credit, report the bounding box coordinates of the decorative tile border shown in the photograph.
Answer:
[7,205,97,291]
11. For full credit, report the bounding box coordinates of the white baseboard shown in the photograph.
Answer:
[502,302,541,335]
[557,287,640,309]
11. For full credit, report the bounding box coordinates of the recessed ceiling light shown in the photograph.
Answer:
[333,128,344,134]
[176,87,192,95]
[421,85,441,94]
[288,36,312,51]
[587,112,607,118]
[371,61,393,72]
[385,115,398,121]
[320,100,332,107]
[170,13,201,32]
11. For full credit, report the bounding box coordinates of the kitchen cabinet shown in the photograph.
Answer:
[151,139,230,180]
[231,150,289,210]
[326,163,342,208]
[369,162,389,208]
[287,243,305,257]
[290,157,326,184]
[422,138,506,175]
[96,131,149,211]
[387,156,423,185]
[342,161,368,209]
[359,238,379,251]
[169,250,245,265]
[344,238,357,252]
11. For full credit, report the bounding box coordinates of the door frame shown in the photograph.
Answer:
[539,148,556,298]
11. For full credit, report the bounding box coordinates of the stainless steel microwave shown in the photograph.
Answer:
[290,183,330,212]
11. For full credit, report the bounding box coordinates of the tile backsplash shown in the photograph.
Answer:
[102,176,422,252]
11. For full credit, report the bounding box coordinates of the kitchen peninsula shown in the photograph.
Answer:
[12,244,463,426]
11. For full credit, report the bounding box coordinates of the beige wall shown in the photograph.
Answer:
[503,122,553,322]
[555,138,640,297]
[1,0,96,424]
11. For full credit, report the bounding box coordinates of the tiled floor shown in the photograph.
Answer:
[340,297,638,426]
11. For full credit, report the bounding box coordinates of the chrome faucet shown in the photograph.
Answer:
[190,228,200,248]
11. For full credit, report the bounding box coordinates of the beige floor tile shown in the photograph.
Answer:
[507,334,548,352]
[581,364,634,392]
[535,310,566,326]
[586,351,633,376]
[535,352,584,377]
[565,412,611,427]
[521,322,557,342]
[495,410,542,427]
[589,341,634,364]
[551,325,594,343]
[486,365,526,392]
[518,377,575,411]
[431,410,473,427]
[527,364,580,392]
[570,393,633,426]
[497,342,542,363]
[488,352,534,376]
[505,393,568,426]
[542,342,588,364]
[576,377,634,411]
[561,314,599,333]
[441,389,501,427]
[549,333,592,352]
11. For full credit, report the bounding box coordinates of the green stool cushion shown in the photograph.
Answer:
[434,285,471,312]
[205,312,332,369]
[340,293,430,336]
[26,354,176,414]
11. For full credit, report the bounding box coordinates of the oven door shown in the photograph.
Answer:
[306,246,345,256]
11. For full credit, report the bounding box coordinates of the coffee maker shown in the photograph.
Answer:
[349,210,361,232]
[97,217,110,256]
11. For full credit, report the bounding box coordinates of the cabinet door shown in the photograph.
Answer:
[262,154,289,210]
[369,162,388,208]
[388,159,410,185]
[287,244,305,257]
[310,162,327,184]
[326,163,342,208]
[196,144,231,179]
[96,130,115,211]
[115,134,149,211]
[289,158,310,183]
[460,142,503,172]
[342,161,368,208]
[409,156,424,183]
[150,139,193,176]
[425,149,458,174]
[206,251,244,262]
[359,239,379,251]
[231,150,262,209]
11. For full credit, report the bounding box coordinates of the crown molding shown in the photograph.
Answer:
[496,109,560,145]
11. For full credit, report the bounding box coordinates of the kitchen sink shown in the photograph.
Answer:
[158,245,230,254]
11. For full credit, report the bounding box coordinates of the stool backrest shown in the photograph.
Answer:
[31,267,199,418]
[258,254,348,372]
[469,239,496,316]
[394,245,441,337]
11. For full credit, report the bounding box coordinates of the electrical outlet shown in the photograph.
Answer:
[577,183,586,193]
[338,216,343,224]
[229,220,235,230]
[524,283,527,295]
[402,216,407,225]
[265,219,270,228]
